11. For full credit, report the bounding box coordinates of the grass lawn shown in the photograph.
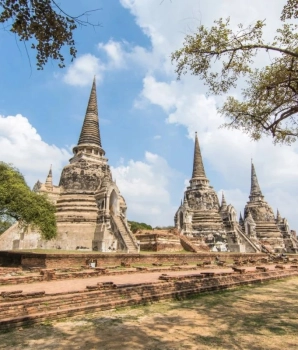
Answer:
[1,277,298,349]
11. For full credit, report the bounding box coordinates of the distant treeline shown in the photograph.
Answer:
[128,221,153,233]
[128,221,174,233]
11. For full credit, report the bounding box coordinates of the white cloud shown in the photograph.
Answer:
[98,40,126,69]
[0,114,71,187]
[120,0,285,75]
[62,40,156,87]
[63,54,105,86]
[111,151,176,226]
[153,135,161,140]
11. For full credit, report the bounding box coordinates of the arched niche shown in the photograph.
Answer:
[179,211,184,229]
[109,189,118,216]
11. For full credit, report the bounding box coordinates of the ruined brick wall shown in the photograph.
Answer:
[136,233,182,252]
[1,251,293,269]
[35,253,267,268]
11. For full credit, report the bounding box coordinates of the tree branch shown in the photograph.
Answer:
[190,45,298,59]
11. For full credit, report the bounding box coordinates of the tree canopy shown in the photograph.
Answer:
[128,221,153,233]
[0,0,100,69]
[0,162,57,239]
[172,0,298,144]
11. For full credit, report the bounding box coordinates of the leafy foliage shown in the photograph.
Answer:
[0,162,57,239]
[0,216,14,234]
[172,0,298,144]
[128,221,153,233]
[0,0,100,69]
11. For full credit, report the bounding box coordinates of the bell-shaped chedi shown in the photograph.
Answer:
[175,132,227,251]
[243,162,284,251]
[0,78,138,253]
[59,78,107,193]
[54,78,138,252]
[174,132,261,253]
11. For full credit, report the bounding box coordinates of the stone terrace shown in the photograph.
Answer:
[0,263,297,329]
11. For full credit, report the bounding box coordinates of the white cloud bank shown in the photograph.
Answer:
[0,114,71,186]
[112,151,177,226]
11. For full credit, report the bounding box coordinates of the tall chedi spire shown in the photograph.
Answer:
[249,162,264,202]
[189,132,209,189]
[192,132,207,179]
[72,77,105,159]
[78,77,102,146]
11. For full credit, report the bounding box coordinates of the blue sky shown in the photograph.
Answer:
[0,0,298,229]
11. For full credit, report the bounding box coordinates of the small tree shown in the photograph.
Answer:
[0,162,57,239]
[172,0,298,144]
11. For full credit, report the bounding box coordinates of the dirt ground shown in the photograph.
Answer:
[1,277,298,350]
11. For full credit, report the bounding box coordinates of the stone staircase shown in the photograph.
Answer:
[234,226,261,253]
[112,215,139,253]
[284,236,298,253]
[179,235,200,253]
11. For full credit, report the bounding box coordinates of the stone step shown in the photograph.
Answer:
[113,216,138,253]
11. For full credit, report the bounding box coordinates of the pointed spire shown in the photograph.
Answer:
[191,132,207,179]
[276,209,282,222]
[249,162,263,201]
[183,193,189,207]
[239,212,244,224]
[220,191,227,211]
[45,165,53,188]
[78,77,102,147]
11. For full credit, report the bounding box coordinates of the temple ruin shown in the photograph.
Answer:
[0,78,139,253]
[175,132,298,253]
[0,81,296,254]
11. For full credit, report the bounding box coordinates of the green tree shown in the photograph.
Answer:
[172,0,298,144]
[0,162,57,239]
[128,221,153,233]
[0,0,100,69]
[0,216,13,234]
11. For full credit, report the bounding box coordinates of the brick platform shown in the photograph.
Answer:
[0,265,297,329]
[0,251,270,268]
